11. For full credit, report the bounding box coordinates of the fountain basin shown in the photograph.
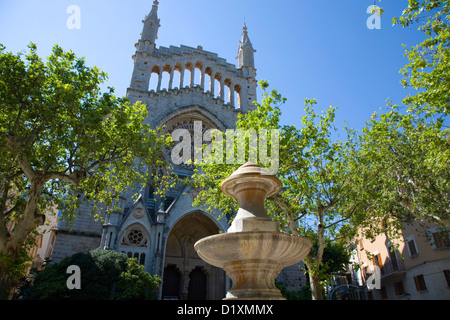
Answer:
[194,231,312,300]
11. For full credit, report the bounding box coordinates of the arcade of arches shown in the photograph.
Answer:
[162,212,226,300]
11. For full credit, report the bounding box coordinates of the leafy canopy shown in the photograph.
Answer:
[0,42,170,226]
[0,43,171,297]
[18,249,161,300]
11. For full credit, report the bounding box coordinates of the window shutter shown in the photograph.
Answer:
[414,275,427,291]
[444,270,450,287]
[377,253,383,267]
[407,239,418,256]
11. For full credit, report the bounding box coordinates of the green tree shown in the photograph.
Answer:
[115,258,162,300]
[18,249,161,300]
[277,241,350,300]
[304,237,352,292]
[346,109,449,240]
[191,82,360,300]
[0,43,170,299]
[347,0,450,237]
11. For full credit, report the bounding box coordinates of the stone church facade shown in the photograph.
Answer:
[51,1,305,300]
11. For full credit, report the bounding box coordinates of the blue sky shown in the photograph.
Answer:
[0,0,425,132]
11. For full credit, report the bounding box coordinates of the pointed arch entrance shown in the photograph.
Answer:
[162,211,226,300]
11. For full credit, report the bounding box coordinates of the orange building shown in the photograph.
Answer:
[353,220,450,300]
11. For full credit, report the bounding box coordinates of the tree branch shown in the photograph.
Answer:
[5,135,36,180]
[44,172,78,185]
[325,217,349,229]
[270,193,299,236]
[9,179,46,253]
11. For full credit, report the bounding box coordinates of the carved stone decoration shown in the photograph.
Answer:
[121,225,149,247]
[188,187,201,201]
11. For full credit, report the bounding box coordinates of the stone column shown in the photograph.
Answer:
[210,71,215,95]
[200,66,205,89]
[240,88,248,112]
[229,83,235,106]
[179,67,185,88]
[219,77,224,101]
[156,71,162,91]
[168,68,174,90]
[190,66,195,88]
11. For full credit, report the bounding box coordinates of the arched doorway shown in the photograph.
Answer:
[162,265,181,299]
[163,212,225,300]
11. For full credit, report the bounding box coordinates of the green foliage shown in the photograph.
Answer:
[115,258,162,300]
[18,249,161,300]
[190,81,359,300]
[275,281,302,300]
[298,284,313,300]
[276,281,319,301]
[19,249,125,299]
[0,229,38,292]
[304,240,352,287]
[346,108,449,235]
[347,0,450,233]
[190,80,286,219]
[0,41,170,222]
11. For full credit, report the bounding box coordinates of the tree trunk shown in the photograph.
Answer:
[309,273,323,300]
[0,236,27,299]
[305,209,326,300]
[0,179,45,300]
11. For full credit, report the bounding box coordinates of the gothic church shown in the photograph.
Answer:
[51,1,304,300]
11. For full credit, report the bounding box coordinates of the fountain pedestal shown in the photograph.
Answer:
[194,163,312,300]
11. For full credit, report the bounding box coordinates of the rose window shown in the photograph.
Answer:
[122,228,148,247]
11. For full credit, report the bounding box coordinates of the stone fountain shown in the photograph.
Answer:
[194,162,312,300]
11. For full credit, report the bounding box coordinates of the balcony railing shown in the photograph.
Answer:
[380,256,405,278]
[363,257,406,282]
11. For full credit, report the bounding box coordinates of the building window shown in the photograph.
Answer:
[444,270,450,287]
[394,281,405,296]
[140,253,146,266]
[414,274,427,291]
[431,231,450,249]
[124,251,146,267]
[121,225,149,247]
[128,229,146,246]
[373,252,384,275]
[362,265,368,281]
[388,245,399,271]
[406,236,418,257]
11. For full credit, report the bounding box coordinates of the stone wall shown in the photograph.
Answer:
[129,42,257,114]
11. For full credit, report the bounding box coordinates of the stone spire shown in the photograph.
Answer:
[141,0,160,44]
[237,23,256,69]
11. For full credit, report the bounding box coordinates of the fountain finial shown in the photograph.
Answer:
[221,162,281,232]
